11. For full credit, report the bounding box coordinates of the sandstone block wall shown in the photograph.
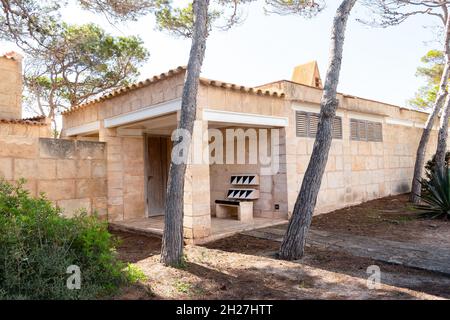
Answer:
[283,100,438,216]
[183,120,212,240]
[287,121,438,215]
[197,84,286,118]
[0,55,23,120]
[0,136,107,218]
[99,126,146,222]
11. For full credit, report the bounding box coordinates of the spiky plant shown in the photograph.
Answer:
[416,168,450,219]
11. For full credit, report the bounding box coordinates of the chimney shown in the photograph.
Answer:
[0,51,23,120]
[291,61,323,89]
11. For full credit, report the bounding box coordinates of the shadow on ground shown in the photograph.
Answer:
[204,234,450,299]
[112,230,448,299]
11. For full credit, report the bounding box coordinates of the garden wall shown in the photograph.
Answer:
[0,132,107,218]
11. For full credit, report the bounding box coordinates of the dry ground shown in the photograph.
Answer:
[113,194,450,300]
[313,194,450,245]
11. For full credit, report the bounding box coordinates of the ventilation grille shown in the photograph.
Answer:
[230,174,259,186]
[295,111,342,139]
[226,188,260,200]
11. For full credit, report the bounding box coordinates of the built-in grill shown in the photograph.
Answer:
[215,174,259,222]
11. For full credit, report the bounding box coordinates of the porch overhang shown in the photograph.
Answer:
[104,98,182,128]
[65,121,100,137]
[203,109,289,127]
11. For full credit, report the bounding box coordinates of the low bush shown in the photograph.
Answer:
[0,179,137,300]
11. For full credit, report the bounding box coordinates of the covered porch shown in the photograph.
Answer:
[106,105,291,243]
[101,104,291,242]
[65,96,291,242]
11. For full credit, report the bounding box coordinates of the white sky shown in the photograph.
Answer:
[0,1,443,110]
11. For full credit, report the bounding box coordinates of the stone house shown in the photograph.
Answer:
[59,61,441,243]
[0,52,443,243]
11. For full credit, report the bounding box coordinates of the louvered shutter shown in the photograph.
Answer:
[296,111,308,137]
[350,119,358,140]
[332,116,343,139]
[373,122,383,142]
[297,111,343,139]
[367,121,375,141]
[358,120,367,141]
[350,119,383,142]
[308,113,320,137]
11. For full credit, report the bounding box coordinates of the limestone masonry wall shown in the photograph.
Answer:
[277,82,440,216]
[99,127,146,222]
[0,55,23,120]
[0,133,107,218]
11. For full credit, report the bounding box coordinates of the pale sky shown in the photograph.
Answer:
[0,1,443,110]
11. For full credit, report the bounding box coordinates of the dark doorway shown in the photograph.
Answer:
[146,136,171,217]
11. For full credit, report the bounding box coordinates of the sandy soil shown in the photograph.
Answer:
[114,231,450,300]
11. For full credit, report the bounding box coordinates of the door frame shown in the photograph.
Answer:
[144,133,171,218]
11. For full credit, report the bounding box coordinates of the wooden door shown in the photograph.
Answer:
[146,137,170,216]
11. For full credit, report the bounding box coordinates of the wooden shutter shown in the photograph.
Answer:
[308,113,320,137]
[295,111,308,137]
[367,121,375,141]
[350,119,383,142]
[358,120,367,141]
[350,119,358,140]
[297,111,342,139]
[332,116,343,139]
[373,122,383,142]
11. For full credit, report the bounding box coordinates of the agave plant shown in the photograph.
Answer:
[416,168,450,219]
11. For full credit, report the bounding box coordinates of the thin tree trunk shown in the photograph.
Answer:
[160,0,209,266]
[435,95,450,174]
[278,0,357,261]
[410,16,450,203]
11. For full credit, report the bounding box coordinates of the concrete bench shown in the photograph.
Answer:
[215,199,253,223]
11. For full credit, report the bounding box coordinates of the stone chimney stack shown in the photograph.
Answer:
[291,61,323,89]
[0,51,23,120]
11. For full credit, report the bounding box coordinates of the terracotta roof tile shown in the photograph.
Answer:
[1,51,22,61]
[22,115,47,122]
[62,66,187,115]
[0,118,48,126]
[199,78,285,98]
[62,66,285,116]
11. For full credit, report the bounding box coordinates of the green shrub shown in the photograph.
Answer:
[125,263,148,283]
[0,179,135,300]
[416,169,450,219]
[424,152,450,182]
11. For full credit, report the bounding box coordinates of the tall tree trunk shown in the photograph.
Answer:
[278,0,357,261]
[410,17,450,203]
[435,95,450,174]
[160,0,209,266]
